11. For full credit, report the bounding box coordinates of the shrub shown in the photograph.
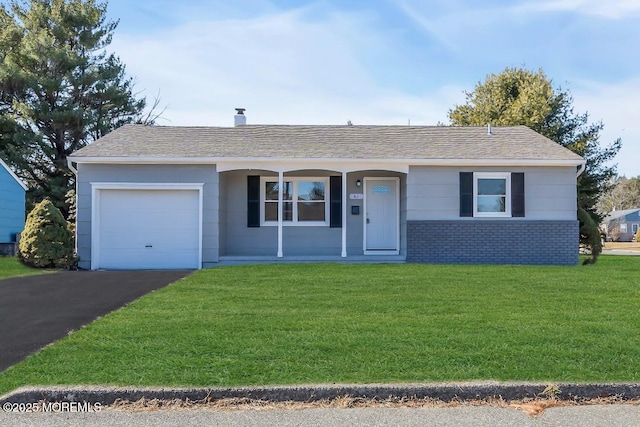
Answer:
[19,199,75,269]
[578,207,602,264]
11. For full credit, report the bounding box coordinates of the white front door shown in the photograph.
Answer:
[364,178,399,253]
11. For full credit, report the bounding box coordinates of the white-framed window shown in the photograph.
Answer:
[620,223,627,233]
[473,172,511,217]
[260,177,329,226]
[633,223,639,234]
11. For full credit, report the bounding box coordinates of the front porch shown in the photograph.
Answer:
[217,167,407,260]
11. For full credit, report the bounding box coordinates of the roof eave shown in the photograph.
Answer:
[68,156,585,167]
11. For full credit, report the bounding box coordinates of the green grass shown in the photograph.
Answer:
[1,256,639,395]
[0,257,50,280]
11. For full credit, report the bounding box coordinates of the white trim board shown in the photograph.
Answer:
[69,156,585,170]
[259,176,330,227]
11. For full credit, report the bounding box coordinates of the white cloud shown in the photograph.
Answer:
[111,4,462,128]
[390,0,460,52]
[514,0,640,19]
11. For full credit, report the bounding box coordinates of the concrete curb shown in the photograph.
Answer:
[2,383,640,405]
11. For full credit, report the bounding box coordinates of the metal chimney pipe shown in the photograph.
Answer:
[234,108,246,126]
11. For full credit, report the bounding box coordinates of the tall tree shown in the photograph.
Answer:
[449,67,621,217]
[0,0,148,215]
[596,176,640,215]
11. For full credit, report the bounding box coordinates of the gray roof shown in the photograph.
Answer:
[70,124,584,162]
[603,208,640,222]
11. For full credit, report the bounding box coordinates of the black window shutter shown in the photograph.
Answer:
[511,172,525,217]
[460,172,473,217]
[247,175,260,227]
[329,176,342,228]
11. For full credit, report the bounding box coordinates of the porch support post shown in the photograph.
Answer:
[277,171,283,257]
[341,171,347,257]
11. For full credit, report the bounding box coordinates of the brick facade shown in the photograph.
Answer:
[407,220,579,265]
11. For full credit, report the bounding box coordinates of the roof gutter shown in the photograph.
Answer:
[66,157,77,175]
[67,156,586,168]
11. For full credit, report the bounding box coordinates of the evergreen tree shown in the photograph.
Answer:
[0,0,148,215]
[19,199,75,268]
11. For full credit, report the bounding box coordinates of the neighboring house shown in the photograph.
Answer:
[68,114,585,270]
[602,208,640,242]
[0,157,27,255]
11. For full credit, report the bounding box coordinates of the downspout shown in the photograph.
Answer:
[66,158,78,257]
[576,162,586,177]
[66,158,78,175]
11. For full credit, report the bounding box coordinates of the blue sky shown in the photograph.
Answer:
[105,0,640,177]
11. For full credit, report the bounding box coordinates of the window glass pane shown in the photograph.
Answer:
[265,181,292,200]
[283,182,293,201]
[477,178,506,195]
[264,201,293,221]
[477,196,506,212]
[264,202,278,221]
[298,181,325,201]
[283,202,293,221]
[265,182,278,200]
[298,202,325,221]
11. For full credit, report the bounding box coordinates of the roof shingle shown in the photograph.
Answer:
[70,124,584,162]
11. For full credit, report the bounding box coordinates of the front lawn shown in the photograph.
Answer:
[1,256,639,395]
[0,257,49,280]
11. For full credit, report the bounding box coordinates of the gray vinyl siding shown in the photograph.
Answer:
[406,166,577,221]
[219,169,280,256]
[76,164,219,269]
[219,169,406,256]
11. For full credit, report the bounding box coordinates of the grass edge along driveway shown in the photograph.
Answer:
[1,256,639,395]
[0,257,50,280]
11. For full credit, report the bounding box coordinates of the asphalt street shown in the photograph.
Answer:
[2,405,640,426]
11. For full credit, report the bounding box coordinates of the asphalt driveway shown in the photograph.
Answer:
[0,270,191,372]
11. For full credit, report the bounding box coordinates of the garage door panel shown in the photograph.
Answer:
[100,206,199,217]
[99,221,200,236]
[99,231,199,250]
[101,190,196,206]
[97,189,200,269]
[99,239,199,251]
[99,248,199,270]
[101,209,198,224]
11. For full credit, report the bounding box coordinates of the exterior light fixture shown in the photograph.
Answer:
[356,179,362,187]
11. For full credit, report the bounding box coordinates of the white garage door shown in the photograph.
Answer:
[96,189,200,269]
